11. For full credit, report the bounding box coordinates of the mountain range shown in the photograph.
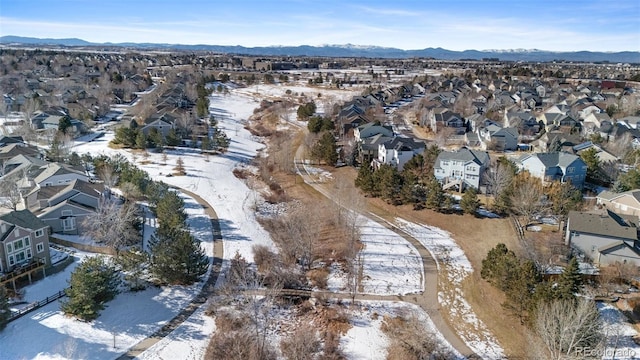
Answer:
[1,35,639,63]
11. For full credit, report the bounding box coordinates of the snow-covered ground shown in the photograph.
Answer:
[326,217,424,296]
[0,193,213,360]
[395,218,505,360]
[598,303,640,360]
[340,301,463,360]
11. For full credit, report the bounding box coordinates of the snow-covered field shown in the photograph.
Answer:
[326,217,424,296]
[598,303,640,360]
[395,218,505,360]
[0,193,213,360]
[340,301,463,360]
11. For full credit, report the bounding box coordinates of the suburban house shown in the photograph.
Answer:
[565,210,640,266]
[484,127,519,151]
[430,108,465,134]
[597,190,640,219]
[572,142,618,163]
[29,179,105,235]
[141,113,178,138]
[516,152,587,189]
[0,209,51,273]
[358,133,394,164]
[354,123,393,142]
[32,163,89,188]
[434,147,490,190]
[375,136,425,171]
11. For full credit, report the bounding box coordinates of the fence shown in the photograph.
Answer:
[50,236,116,256]
[7,289,68,323]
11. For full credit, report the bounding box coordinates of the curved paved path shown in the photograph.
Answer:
[117,187,224,359]
[295,147,478,358]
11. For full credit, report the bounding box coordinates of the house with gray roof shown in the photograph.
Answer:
[434,147,490,190]
[354,123,393,143]
[516,152,587,189]
[375,136,425,171]
[565,210,640,266]
[0,209,51,273]
[358,133,394,164]
[32,163,89,188]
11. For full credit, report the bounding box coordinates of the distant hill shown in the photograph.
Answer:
[1,35,638,63]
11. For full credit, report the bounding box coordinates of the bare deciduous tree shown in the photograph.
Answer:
[535,299,603,360]
[82,198,140,254]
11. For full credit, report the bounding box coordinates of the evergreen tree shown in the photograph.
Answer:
[460,187,481,215]
[150,228,208,285]
[425,176,444,210]
[502,260,540,324]
[116,247,148,291]
[0,286,9,331]
[58,116,73,135]
[374,164,402,204]
[555,257,582,301]
[155,190,187,233]
[354,163,375,195]
[310,132,337,166]
[212,128,230,152]
[481,243,519,289]
[165,128,181,147]
[135,131,147,149]
[614,169,640,193]
[113,126,136,147]
[61,256,121,321]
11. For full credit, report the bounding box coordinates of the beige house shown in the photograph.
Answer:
[597,190,640,218]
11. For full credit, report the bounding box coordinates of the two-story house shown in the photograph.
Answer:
[28,179,105,235]
[597,190,640,219]
[375,136,425,171]
[434,147,490,190]
[0,209,51,273]
[516,152,587,189]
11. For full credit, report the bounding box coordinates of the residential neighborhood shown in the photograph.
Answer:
[0,16,639,360]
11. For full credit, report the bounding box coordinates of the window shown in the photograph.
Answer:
[8,255,14,266]
[36,243,44,253]
[61,210,73,216]
[35,229,44,237]
[62,217,76,231]
[6,243,12,253]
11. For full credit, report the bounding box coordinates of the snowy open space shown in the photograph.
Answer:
[598,303,640,360]
[340,301,463,360]
[357,217,423,295]
[394,218,505,360]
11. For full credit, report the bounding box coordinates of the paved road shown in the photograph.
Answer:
[117,187,224,359]
[294,145,479,359]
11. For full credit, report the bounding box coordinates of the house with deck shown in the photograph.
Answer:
[0,210,51,274]
[434,147,490,191]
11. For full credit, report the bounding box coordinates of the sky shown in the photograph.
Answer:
[0,0,639,52]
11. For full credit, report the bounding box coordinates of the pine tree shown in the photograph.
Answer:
[460,187,481,215]
[155,190,187,233]
[150,228,208,285]
[116,247,149,291]
[135,131,147,149]
[0,286,9,331]
[425,176,444,210]
[502,260,540,324]
[555,257,582,301]
[374,164,402,203]
[310,132,337,166]
[61,256,121,321]
[354,163,375,195]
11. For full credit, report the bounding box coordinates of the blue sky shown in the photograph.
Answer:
[1,0,639,51]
